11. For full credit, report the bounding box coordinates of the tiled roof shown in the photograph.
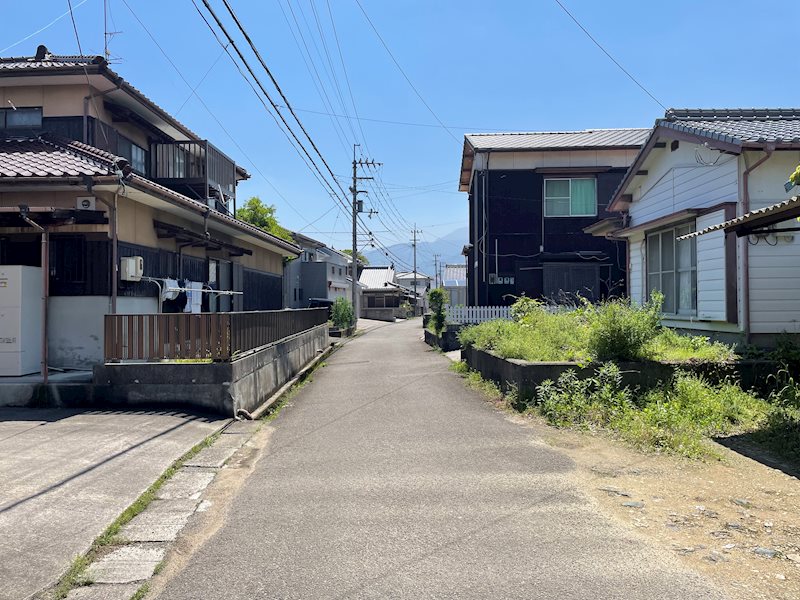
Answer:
[662,108,800,146]
[358,266,396,290]
[0,136,297,254]
[0,137,115,177]
[465,128,650,151]
[442,264,467,287]
[0,54,101,70]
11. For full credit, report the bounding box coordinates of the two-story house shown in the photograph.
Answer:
[0,46,299,372]
[606,108,800,346]
[458,128,649,306]
[283,232,353,308]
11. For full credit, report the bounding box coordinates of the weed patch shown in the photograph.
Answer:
[459,295,736,364]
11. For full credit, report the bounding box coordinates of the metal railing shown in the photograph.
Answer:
[104,308,328,362]
[150,140,237,207]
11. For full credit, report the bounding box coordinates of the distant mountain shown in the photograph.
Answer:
[363,226,468,281]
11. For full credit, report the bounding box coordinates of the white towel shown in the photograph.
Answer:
[162,279,180,301]
[183,281,202,313]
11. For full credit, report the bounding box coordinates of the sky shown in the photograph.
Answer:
[2,0,799,271]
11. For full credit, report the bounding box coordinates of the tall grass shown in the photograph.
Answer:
[459,295,736,364]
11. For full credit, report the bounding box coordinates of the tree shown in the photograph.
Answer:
[235,196,293,242]
[341,249,369,265]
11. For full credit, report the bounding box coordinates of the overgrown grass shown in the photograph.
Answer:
[459,295,736,364]
[50,432,221,599]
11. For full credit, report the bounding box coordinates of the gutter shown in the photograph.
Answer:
[740,144,775,344]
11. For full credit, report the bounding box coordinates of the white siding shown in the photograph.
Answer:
[480,149,637,171]
[628,236,644,304]
[743,150,800,334]
[695,210,727,322]
[627,143,738,226]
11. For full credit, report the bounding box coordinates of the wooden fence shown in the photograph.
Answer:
[104,308,328,362]
[445,305,512,324]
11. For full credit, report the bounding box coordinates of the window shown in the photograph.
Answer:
[338,268,342,276]
[118,136,147,175]
[1,107,43,129]
[331,266,335,275]
[647,224,696,315]
[544,178,597,217]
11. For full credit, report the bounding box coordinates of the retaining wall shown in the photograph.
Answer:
[461,346,780,402]
[93,325,329,416]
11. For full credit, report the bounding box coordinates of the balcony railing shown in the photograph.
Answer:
[150,140,238,212]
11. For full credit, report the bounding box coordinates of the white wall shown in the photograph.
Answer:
[744,150,800,334]
[695,209,727,322]
[474,148,638,171]
[628,143,738,226]
[628,236,645,304]
[47,296,157,369]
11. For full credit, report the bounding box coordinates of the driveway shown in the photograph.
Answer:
[155,319,725,599]
[0,408,226,600]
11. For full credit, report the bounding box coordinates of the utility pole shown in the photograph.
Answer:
[411,224,422,311]
[350,144,380,328]
[433,254,441,288]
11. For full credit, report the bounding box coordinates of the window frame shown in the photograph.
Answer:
[1,107,43,130]
[543,177,598,218]
[646,223,697,316]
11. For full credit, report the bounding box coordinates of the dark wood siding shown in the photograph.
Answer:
[242,268,282,311]
[467,167,627,306]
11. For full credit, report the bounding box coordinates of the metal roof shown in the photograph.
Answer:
[442,264,466,288]
[358,266,396,291]
[396,271,431,280]
[459,128,649,191]
[682,196,800,239]
[465,128,650,151]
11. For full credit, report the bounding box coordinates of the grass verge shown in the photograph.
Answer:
[50,431,221,599]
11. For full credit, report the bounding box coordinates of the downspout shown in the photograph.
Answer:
[741,145,774,344]
[95,192,119,314]
[20,212,48,384]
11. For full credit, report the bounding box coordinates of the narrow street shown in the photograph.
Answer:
[153,319,725,599]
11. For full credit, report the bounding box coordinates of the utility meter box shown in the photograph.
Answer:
[120,256,144,282]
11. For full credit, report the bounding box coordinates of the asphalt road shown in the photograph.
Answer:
[157,320,726,599]
[0,408,225,600]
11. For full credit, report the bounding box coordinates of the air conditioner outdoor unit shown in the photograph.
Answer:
[120,256,144,282]
[76,196,96,210]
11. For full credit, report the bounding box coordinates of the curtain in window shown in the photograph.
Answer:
[570,179,596,215]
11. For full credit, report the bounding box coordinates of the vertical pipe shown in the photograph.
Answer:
[111,192,118,314]
[41,229,49,384]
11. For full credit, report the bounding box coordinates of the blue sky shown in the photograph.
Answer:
[3,0,798,263]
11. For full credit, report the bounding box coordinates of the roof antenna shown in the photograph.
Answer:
[103,0,122,63]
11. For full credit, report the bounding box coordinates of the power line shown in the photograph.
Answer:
[552,0,667,111]
[1,0,91,54]
[119,0,333,236]
[353,0,461,144]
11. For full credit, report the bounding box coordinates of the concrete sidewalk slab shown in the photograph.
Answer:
[0,408,226,600]
[87,545,166,584]
[156,470,216,501]
[65,583,141,600]
[121,500,198,543]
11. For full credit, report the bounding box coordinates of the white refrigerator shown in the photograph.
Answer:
[0,266,43,376]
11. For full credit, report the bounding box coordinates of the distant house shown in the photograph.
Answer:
[395,271,431,313]
[605,108,800,345]
[358,266,412,321]
[458,128,649,306]
[284,233,353,309]
[0,46,299,372]
[442,264,467,306]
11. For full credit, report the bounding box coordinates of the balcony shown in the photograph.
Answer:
[150,140,238,213]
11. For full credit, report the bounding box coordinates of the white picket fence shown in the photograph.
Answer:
[445,305,511,324]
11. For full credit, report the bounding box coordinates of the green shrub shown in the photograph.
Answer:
[584,293,662,361]
[330,297,354,329]
[428,288,449,334]
[536,363,634,428]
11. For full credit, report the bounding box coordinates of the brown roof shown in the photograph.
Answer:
[0,136,297,254]
[0,137,114,177]
[0,47,249,179]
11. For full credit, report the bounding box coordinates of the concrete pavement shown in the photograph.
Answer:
[0,408,226,600]
[156,320,726,599]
